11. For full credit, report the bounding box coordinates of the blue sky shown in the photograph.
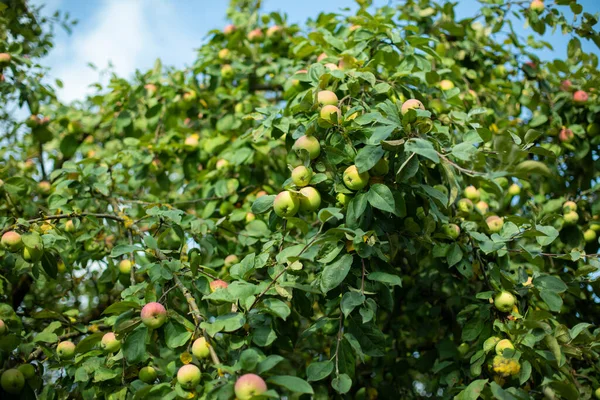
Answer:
[32,0,600,102]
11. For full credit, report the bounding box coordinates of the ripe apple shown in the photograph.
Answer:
[563,201,577,213]
[291,165,312,187]
[0,319,6,335]
[0,53,11,64]
[529,0,544,12]
[317,90,338,106]
[495,339,514,355]
[101,332,121,353]
[1,369,24,394]
[144,83,158,94]
[320,105,341,123]
[119,259,132,274]
[563,211,579,225]
[1,231,23,252]
[273,190,300,218]
[57,341,76,359]
[38,181,51,194]
[210,279,229,292]
[343,165,370,191]
[221,64,234,80]
[299,186,322,212]
[457,198,474,214]
[475,201,489,215]
[464,185,480,201]
[336,192,352,207]
[560,80,572,91]
[223,24,236,35]
[371,158,389,176]
[177,364,201,389]
[139,366,157,383]
[293,135,321,160]
[247,28,264,42]
[224,255,239,268]
[559,127,574,143]
[17,364,35,379]
[192,337,211,359]
[442,223,460,240]
[573,90,588,104]
[508,183,521,196]
[486,215,504,233]
[218,48,231,61]
[140,302,167,329]
[350,24,361,31]
[400,99,425,115]
[256,190,268,198]
[439,80,455,91]
[584,229,597,243]
[64,219,76,233]
[494,291,516,312]
[235,374,268,400]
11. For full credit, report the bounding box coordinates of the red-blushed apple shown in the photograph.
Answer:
[584,229,597,243]
[210,279,229,292]
[336,192,352,207]
[320,105,341,123]
[299,186,322,212]
[317,90,338,106]
[1,369,24,394]
[273,190,300,218]
[291,165,312,187]
[559,127,574,143]
[140,302,167,329]
[192,337,211,359]
[256,190,268,198]
[442,223,460,240]
[293,135,321,160]
[563,201,577,213]
[529,0,544,12]
[216,159,230,170]
[494,291,516,312]
[266,25,283,38]
[495,339,515,355]
[475,201,489,215]
[38,180,51,194]
[17,364,35,379]
[563,210,579,225]
[224,255,239,268]
[64,219,76,233]
[1,231,23,252]
[400,99,425,115]
[464,185,480,201]
[0,319,6,335]
[221,64,234,80]
[57,341,76,359]
[573,90,588,104]
[324,63,338,71]
[235,373,268,400]
[100,332,121,353]
[223,24,236,35]
[508,183,521,196]
[370,158,389,176]
[560,80,572,91]
[245,212,255,223]
[144,83,158,94]
[139,366,157,383]
[177,364,201,389]
[457,198,474,214]
[247,28,264,42]
[317,52,328,62]
[343,165,369,191]
[119,259,132,274]
[439,79,455,91]
[486,215,504,233]
[218,48,231,61]
[0,53,11,64]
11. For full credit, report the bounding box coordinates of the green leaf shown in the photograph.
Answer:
[533,275,567,293]
[257,355,285,374]
[164,321,192,349]
[320,254,353,293]
[405,138,439,163]
[367,272,402,286]
[261,298,291,320]
[123,326,148,364]
[490,381,517,400]
[306,360,334,381]
[341,292,365,317]
[355,145,384,173]
[33,331,58,343]
[103,301,141,315]
[539,290,563,312]
[451,142,477,161]
[267,376,313,394]
[367,184,395,213]
[569,323,591,339]
[252,195,275,214]
[3,177,28,196]
[454,379,487,400]
[332,374,352,394]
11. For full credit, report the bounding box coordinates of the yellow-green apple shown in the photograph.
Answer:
[38,181,51,194]
[350,24,361,31]
[1,231,23,252]
[245,212,255,223]
[343,165,369,191]
[23,244,43,263]
[299,186,322,212]
[587,123,600,136]
[210,279,229,292]
[494,291,516,312]
[139,366,157,383]
[0,53,11,64]
[317,90,338,106]
[529,0,544,11]
[433,184,449,196]
[177,364,201,389]
[439,80,454,91]
[17,364,35,379]
[458,342,470,356]
[223,24,236,35]
[140,302,167,329]
[216,159,230,170]
[247,28,263,42]
[486,215,504,233]
[291,165,312,187]
[336,193,352,207]
[371,158,389,176]
[559,127,574,143]
[266,25,282,39]
[218,49,231,61]
[192,337,211,359]
[0,319,6,335]
[57,341,76,359]
[464,185,480,201]
[508,183,521,196]
[457,198,474,213]
[221,64,234,80]
[475,201,489,215]
[273,190,300,217]
[101,332,121,353]
[495,339,514,355]
[256,190,268,198]
[119,259,132,274]
[563,201,577,213]
[235,374,268,400]
[293,135,321,160]
[224,255,239,268]
[320,105,341,123]
[563,211,579,225]
[595,387,600,400]
[495,177,508,188]
[64,219,76,233]
[400,99,425,115]
[584,229,597,242]
[442,224,460,240]
[573,90,588,104]
[1,369,24,394]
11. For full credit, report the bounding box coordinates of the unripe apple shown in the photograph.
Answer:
[595,387,600,400]
[439,80,455,91]
[442,224,460,240]
[573,90,588,104]
[192,337,211,359]
[343,165,369,191]
[317,90,338,106]
[559,127,574,143]
[495,339,514,355]
[57,341,76,359]
[529,0,544,12]
[245,212,255,223]
[17,364,35,379]
[324,63,338,71]
[224,255,239,268]
[139,366,157,383]
[223,24,236,35]
[464,185,480,201]
[0,53,11,64]
[457,198,474,213]
[119,259,132,274]
[1,369,24,394]
[508,183,521,196]
[140,302,167,329]
[563,211,579,225]
[486,215,504,233]
[457,342,470,356]
[584,229,597,243]
[298,186,322,212]
[216,159,230,170]
[64,219,76,233]
[400,99,425,115]
[475,201,489,215]
[433,184,449,196]
[273,190,300,218]
[221,64,234,80]
[349,24,361,31]
[38,181,51,194]
[320,104,341,123]
[371,158,389,176]
[336,193,352,207]
[210,279,229,292]
[218,48,231,61]
[101,332,121,353]
[494,291,516,312]
[23,244,43,263]
[563,201,577,213]
[1,231,23,252]
[293,135,321,160]
[291,165,312,187]
[177,364,201,389]
[495,177,509,188]
[235,374,268,400]
[0,319,6,335]
[587,123,600,137]
[247,28,264,42]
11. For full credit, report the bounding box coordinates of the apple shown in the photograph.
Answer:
[101,332,121,353]
[433,184,449,196]
[256,190,268,198]
[371,158,389,176]
[247,28,264,42]
[139,366,157,383]
[464,185,480,201]
[563,201,577,213]
[475,201,489,215]
[1,369,24,394]
[140,302,167,329]
[529,0,544,12]
[492,355,521,377]
[177,364,201,389]
[224,255,239,267]
[223,24,236,35]
[573,90,588,104]
[38,181,51,194]
[457,198,474,213]
[293,135,321,160]
[483,336,501,353]
[299,186,322,212]
[291,165,312,187]
[317,90,338,106]
[218,48,231,61]
[343,165,370,191]
[486,215,504,233]
[1,231,23,252]
[494,291,516,312]
[221,64,234,80]
[57,341,76,359]
[192,337,211,359]
[442,224,460,240]
[0,319,6,335]
[336,192,352,207]
[559,127,574,143]
[245,212,255,223]
[182,91,197,104]
[17,364,35,379]
[587,123,600,137]
[439,80,455,91]
[495,339,514,355]
[273,190,300,218]
[23,244,43,263]
[400,99,425,115]
[234,374,268,400]
[325,63,338,71]
[119,259,132,274]
[64,219,76,233]
[317,52,328,62]
[0,53,11,64]
[320,105,341,123]
[266,25,283,39]
[563,211,579,225]
[210,279,229,292]
[216,159,230,170]
[457,342,470,356]
[584,229,597,242]
[560,80,572,91]
[508,183,521,196]
[144,83,158,94]
[595,387,600,400]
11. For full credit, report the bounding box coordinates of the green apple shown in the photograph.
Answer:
[457,342,469,356]
[495,177,509,189]
[320,104,341,124]
[371,158,389,176]
[119,259,132,274]
[177,364,201,389]
[38,181,51,194]
[1,231,22,252]
[235,374,268,400]
[23,244,43,263]
[400,99,425,115]
[140,302,167,329]
[245,212,255,223]
[273,190,300,218]
[494,291,516,313]
[563,211,579,225]
[57,341,76,359]
[439,79,455,91]
[291,165,312,187]
[442,224,460,240]
[1,369,24,394]
[508,183,521,196]
[139,366,157,383]
[210,279,228,292]
[317,90,338,106]
[299,186,322,212]
[216,159,230,170]
[457,198,474,214]
[475,201,489,215]
[464,185,480,201]
[495,339,514,355]
[587,123,600,137]
[17,364,35,379]
[529,0,544,12]
[221,64,234,80]
[343,165,369,191]
[584,229,597,242]
[224,255,239,268]
[562,201,577,213]
[594,387,600,400]
[64,219,76,233]
[486,215,504,233]
[293,135,321,160]
[573,90,588,104]
[101,332,121,353]
[192,337,211,359]
[336,192,352,207]
[433,184,449,196]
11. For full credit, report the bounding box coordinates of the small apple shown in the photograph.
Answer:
[216,159,230,170]
[457,342,470,356]
[218,48,231,61]
[247,28,264,42]
[350,24,361,31]
[343,165,369,191]
[1,231,23,252]
[563,201,577,213]
[192,337,211,359]
[475,201,489,215]
[317,90,338,106]
[559,127,574,143]
[594,387,600,400]
[495,339,514,355]
[584,229,597,242]
[563,211,579,225]
[320,105,341,124]
[1,369,24,394]
[144,83,158,94]
[439,80,455,91]
[64,219,76,233]
[293,135,321,160]
[298,186,322,212]
[177,364,201,389]
[400,99,425,115]
[245,212,255,223]
[101,332,121,353]
[508,183,521,196]
[119,259,132,274]
[139,366,157,383]
[494,291,516,313]
[221,64,234,80]
[256,190,268,198]
[224,255,239,268]
[38,181,51,194]
[495,177,509,188]
[464,185,480,201]
[23,244,43,263]
[457,198,474,214]
[266,25,283,39]
[235,374,268,400]
[273,190,300,218]
[486,215,504,233]
[336,192,352,207]
[223,24,236,35]
[0,53,11,64]
[17,364,35,379]
[0,319,6,335]
[573,90,588,104]
[291,165,312,187]
[442,224,460,240]
[371,158,389,176]
[560,80,572,91]
[57,341,76,359]
[529,0,544,12]
[210,279,229,292]
[140,302,167,329]
[587,123,600,137]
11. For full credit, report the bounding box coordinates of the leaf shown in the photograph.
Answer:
[164,321,192,349]
[405,138,439,163]
[569,323,591,340]
[257,355,285,374]
[332,374,352,394]
[341,292,365,317]
[355,145,384,173]
[33,331,58,343]
[102,301,141,315]
[367,272,402,286]
[539,290,563,312]
[306,360,334,381]
[533,275,567,293]
[252,195,276,214]
[367,184,395,213]
[451,142,477,161]
[454,379,487,400]
[447,243,463,267]
[267,376,313,394]
[261,298,291,320]
[320,254,354,293]
[490,381,517,400]
[123,326,148,364]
